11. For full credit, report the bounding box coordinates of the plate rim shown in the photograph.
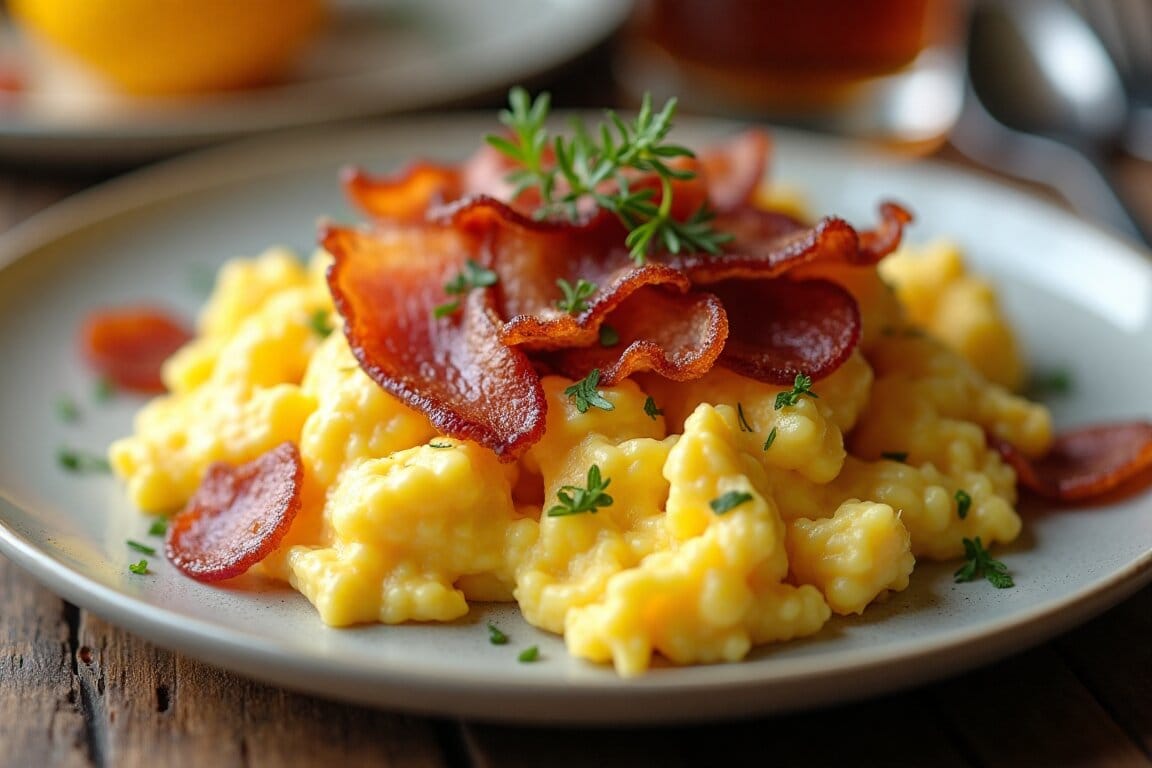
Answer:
[2,115,1152,724]
[0,0,633,160]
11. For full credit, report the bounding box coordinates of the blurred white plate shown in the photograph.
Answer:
[0,0,630,164]
[1,115,1151,725]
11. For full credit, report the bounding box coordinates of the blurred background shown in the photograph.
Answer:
[0,0,1150,243]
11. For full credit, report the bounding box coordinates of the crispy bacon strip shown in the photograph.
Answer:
[323,221,546,459]
[992,422,1152,502]
[166,442,303,581]
[342,161,463,222]
[698,129,771,213]
[545,286,728,385]
[712,278,861,384]
[443,197,692,350]
[671,202,912,283]
[79,305,192,393]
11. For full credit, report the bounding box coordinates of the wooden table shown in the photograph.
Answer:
[4,53,1152,768]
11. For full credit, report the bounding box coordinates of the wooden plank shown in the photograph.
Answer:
[463,689,971,768]
[74,612,449,768]
[1058,582,1152,757]
[930,644,1150,768]
[0,555,93,767]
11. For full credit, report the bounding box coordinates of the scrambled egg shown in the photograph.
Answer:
[109,238,1052,676]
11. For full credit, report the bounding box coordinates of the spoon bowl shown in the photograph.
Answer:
[954,0,1150,246]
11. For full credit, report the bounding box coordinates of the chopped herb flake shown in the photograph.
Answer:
[517,645,540,662]
[953,536,1013,588]
[547,464,613,517]
[598,323,620,347]
[55,395,80,423]
[127,540,156,556]
[487,622,509,645]
[148,519,168,537]
[955,489,972,519]
[763,427,777,451]
[774,373,818,410]
[128,559,149,575]
[433,300,460,318]
[643,396,663,420]
[710,490,754,515]
[555,278,597,314]
[429,440,453,449]
[564,369,614,414]
[57,447,111,474]
[736,403,755,432]
[881,451,908,463]
[307,308,333,337]
[1027,368,1073,399]
[433,259,498,317]
[93,377,115,402]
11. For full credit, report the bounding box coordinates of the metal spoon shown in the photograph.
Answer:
[951,0,1151,246]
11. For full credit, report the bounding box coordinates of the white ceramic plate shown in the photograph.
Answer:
[0,0,630,164]
[2,115,1151,725]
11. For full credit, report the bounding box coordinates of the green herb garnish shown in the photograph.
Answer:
[555,278,597,314]
[487,622,509,645]
[774,373,818,410]
[763,427,777,451]
[518,645,540,663]
[57,448,111,474]
[953,536,1013,588]
[486,87,731,263]
[1027,368,1073,399]
[547,464,613,517]
[148,519,168,537]
[307,308,333,337]
[93,377,115,402]
[429,440,453,449]
[55,395,80,423]
[736,403,754,432]
[881,451,909,463]
[564,369,614,414]
[127,540,156,556]
[955,489,972,520]
[434,259,499,317]
[643,395,663,420]
[128,559,149,575]
[710,490,754,515]
[598,323,620,347]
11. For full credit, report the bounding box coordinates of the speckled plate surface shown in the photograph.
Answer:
[1,115,1151,725]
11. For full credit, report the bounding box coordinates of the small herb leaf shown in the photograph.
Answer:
[564,369,614,414]
[774,373,818,410]
[710,490,754,515]
[547,464,614,517]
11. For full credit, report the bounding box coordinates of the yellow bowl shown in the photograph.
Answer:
[10,0,327,96]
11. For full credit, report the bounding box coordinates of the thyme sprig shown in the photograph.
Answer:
[486,87,731,263]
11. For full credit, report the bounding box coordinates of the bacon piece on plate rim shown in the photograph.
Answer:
[166,442,303,581]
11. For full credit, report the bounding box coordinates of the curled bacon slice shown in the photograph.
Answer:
[713,278,861,384]
[546,286,728,385]
[992,422,1152,502]
[698,129,772,213]
[443,197,691,350]
[670,202,912,283]
[342,161,463,222]
[79,305,192,393]
[166,442,303,581]
[323,220,546,459]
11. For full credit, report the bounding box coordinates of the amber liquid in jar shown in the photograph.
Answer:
[619,0,965,149]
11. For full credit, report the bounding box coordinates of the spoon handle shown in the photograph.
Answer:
[951,87,1152,249]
